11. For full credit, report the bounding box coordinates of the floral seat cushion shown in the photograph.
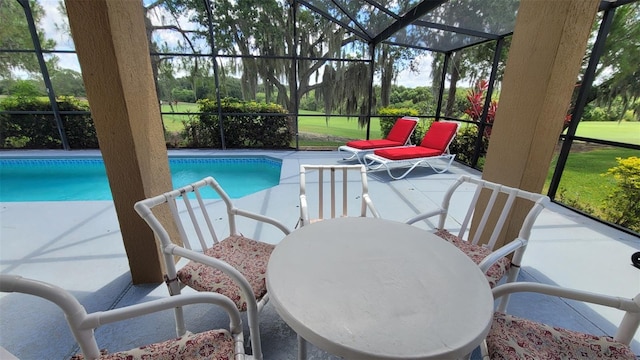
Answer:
[72,330,234,360]
[177,235,275,311]
[487,312,636,359]
[434,229,510,288]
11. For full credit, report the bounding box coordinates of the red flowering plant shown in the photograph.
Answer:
[464,79,497,138]
[464,79,573,141]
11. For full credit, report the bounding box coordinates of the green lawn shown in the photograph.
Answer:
[573,121,640,145]
[545,147,638,211]
[161,102,200,132]
[297,110,383,145]
[160,107,386,146]
[161,103,639,144]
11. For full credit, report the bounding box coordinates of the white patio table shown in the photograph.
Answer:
[266,217,494,360]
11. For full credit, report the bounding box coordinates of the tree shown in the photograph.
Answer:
[54,0,419,130]
[205,0,372,127]
[591,2,640,121]
[0,0,56,78]
[428,0,517,117]
[49,68,85,96]
[8,79,44,97]
[377,44,420,108]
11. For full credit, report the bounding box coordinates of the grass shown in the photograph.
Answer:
[161,102,199,133]
[159,106,385,146]
[545,147,639,211]
[573,121,640,145]
[161,102,639,144]
[297,110,382,140]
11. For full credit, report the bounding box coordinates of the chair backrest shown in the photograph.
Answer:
[299,164,380,227]
[135,176,289,250]
[0,274,246,359]
[135,177,238,254]
[386,116,419,144]
[419,121,459,153]
[437,175,550,251]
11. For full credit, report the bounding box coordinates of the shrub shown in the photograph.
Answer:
[299,93,319,111]
[449,124,488,168]
[377,107,426,145]
[182,98,292,149]
[8,80,45,97]
[600,156,640,232]
[0,95,97,149]
[171,88,195,103]
[555,188,597,214]
[582,105,607,121]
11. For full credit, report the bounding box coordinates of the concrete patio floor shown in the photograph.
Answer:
[1,149,639,359]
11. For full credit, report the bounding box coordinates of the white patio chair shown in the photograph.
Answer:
[482,282,640,359]
[0,274,255,360]
[134,176,291,360]
[405,175,550,311]
[298,164,380,228]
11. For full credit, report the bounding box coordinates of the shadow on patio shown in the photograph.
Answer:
[1,150,638,359]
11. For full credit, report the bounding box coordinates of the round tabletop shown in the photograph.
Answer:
[266,217,494,360]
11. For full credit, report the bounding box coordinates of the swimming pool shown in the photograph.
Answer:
[0,156,282,202]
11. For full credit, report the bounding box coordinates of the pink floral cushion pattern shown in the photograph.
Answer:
[434,229,510,288]
[177,235,274,311]
[487,312,636,359]
[71,330,234,360]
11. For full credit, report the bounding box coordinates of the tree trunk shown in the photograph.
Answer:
[380,46,393,108]
[445,52,462,117]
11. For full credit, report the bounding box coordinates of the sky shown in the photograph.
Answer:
[394,53,434,88]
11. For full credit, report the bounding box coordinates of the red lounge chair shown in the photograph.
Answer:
[364,121,459,179]
[338,116,419,164]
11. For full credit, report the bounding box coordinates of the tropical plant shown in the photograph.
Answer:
[464,79,497,138]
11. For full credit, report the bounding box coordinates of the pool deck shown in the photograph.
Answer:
[1,149,639,359]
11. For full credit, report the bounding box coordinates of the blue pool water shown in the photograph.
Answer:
[0,157,281,202]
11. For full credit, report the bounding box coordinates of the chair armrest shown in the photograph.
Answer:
[0,275,246,359]
[299,194,310,226]
[492,282,640,345]
[404,208,444,225]
[230,207,291,235]
[81,292,242,333]
[363,194,380,218]
[492,282,640,312]
[477,238,527,273]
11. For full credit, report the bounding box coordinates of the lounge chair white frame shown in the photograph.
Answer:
[135,176,291,360]
[0,274,253,360]
[364,121,460,180]
[482,282,640,359]
[338,116,419,164]
[298,164,380,227]
[405,175,550,311]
